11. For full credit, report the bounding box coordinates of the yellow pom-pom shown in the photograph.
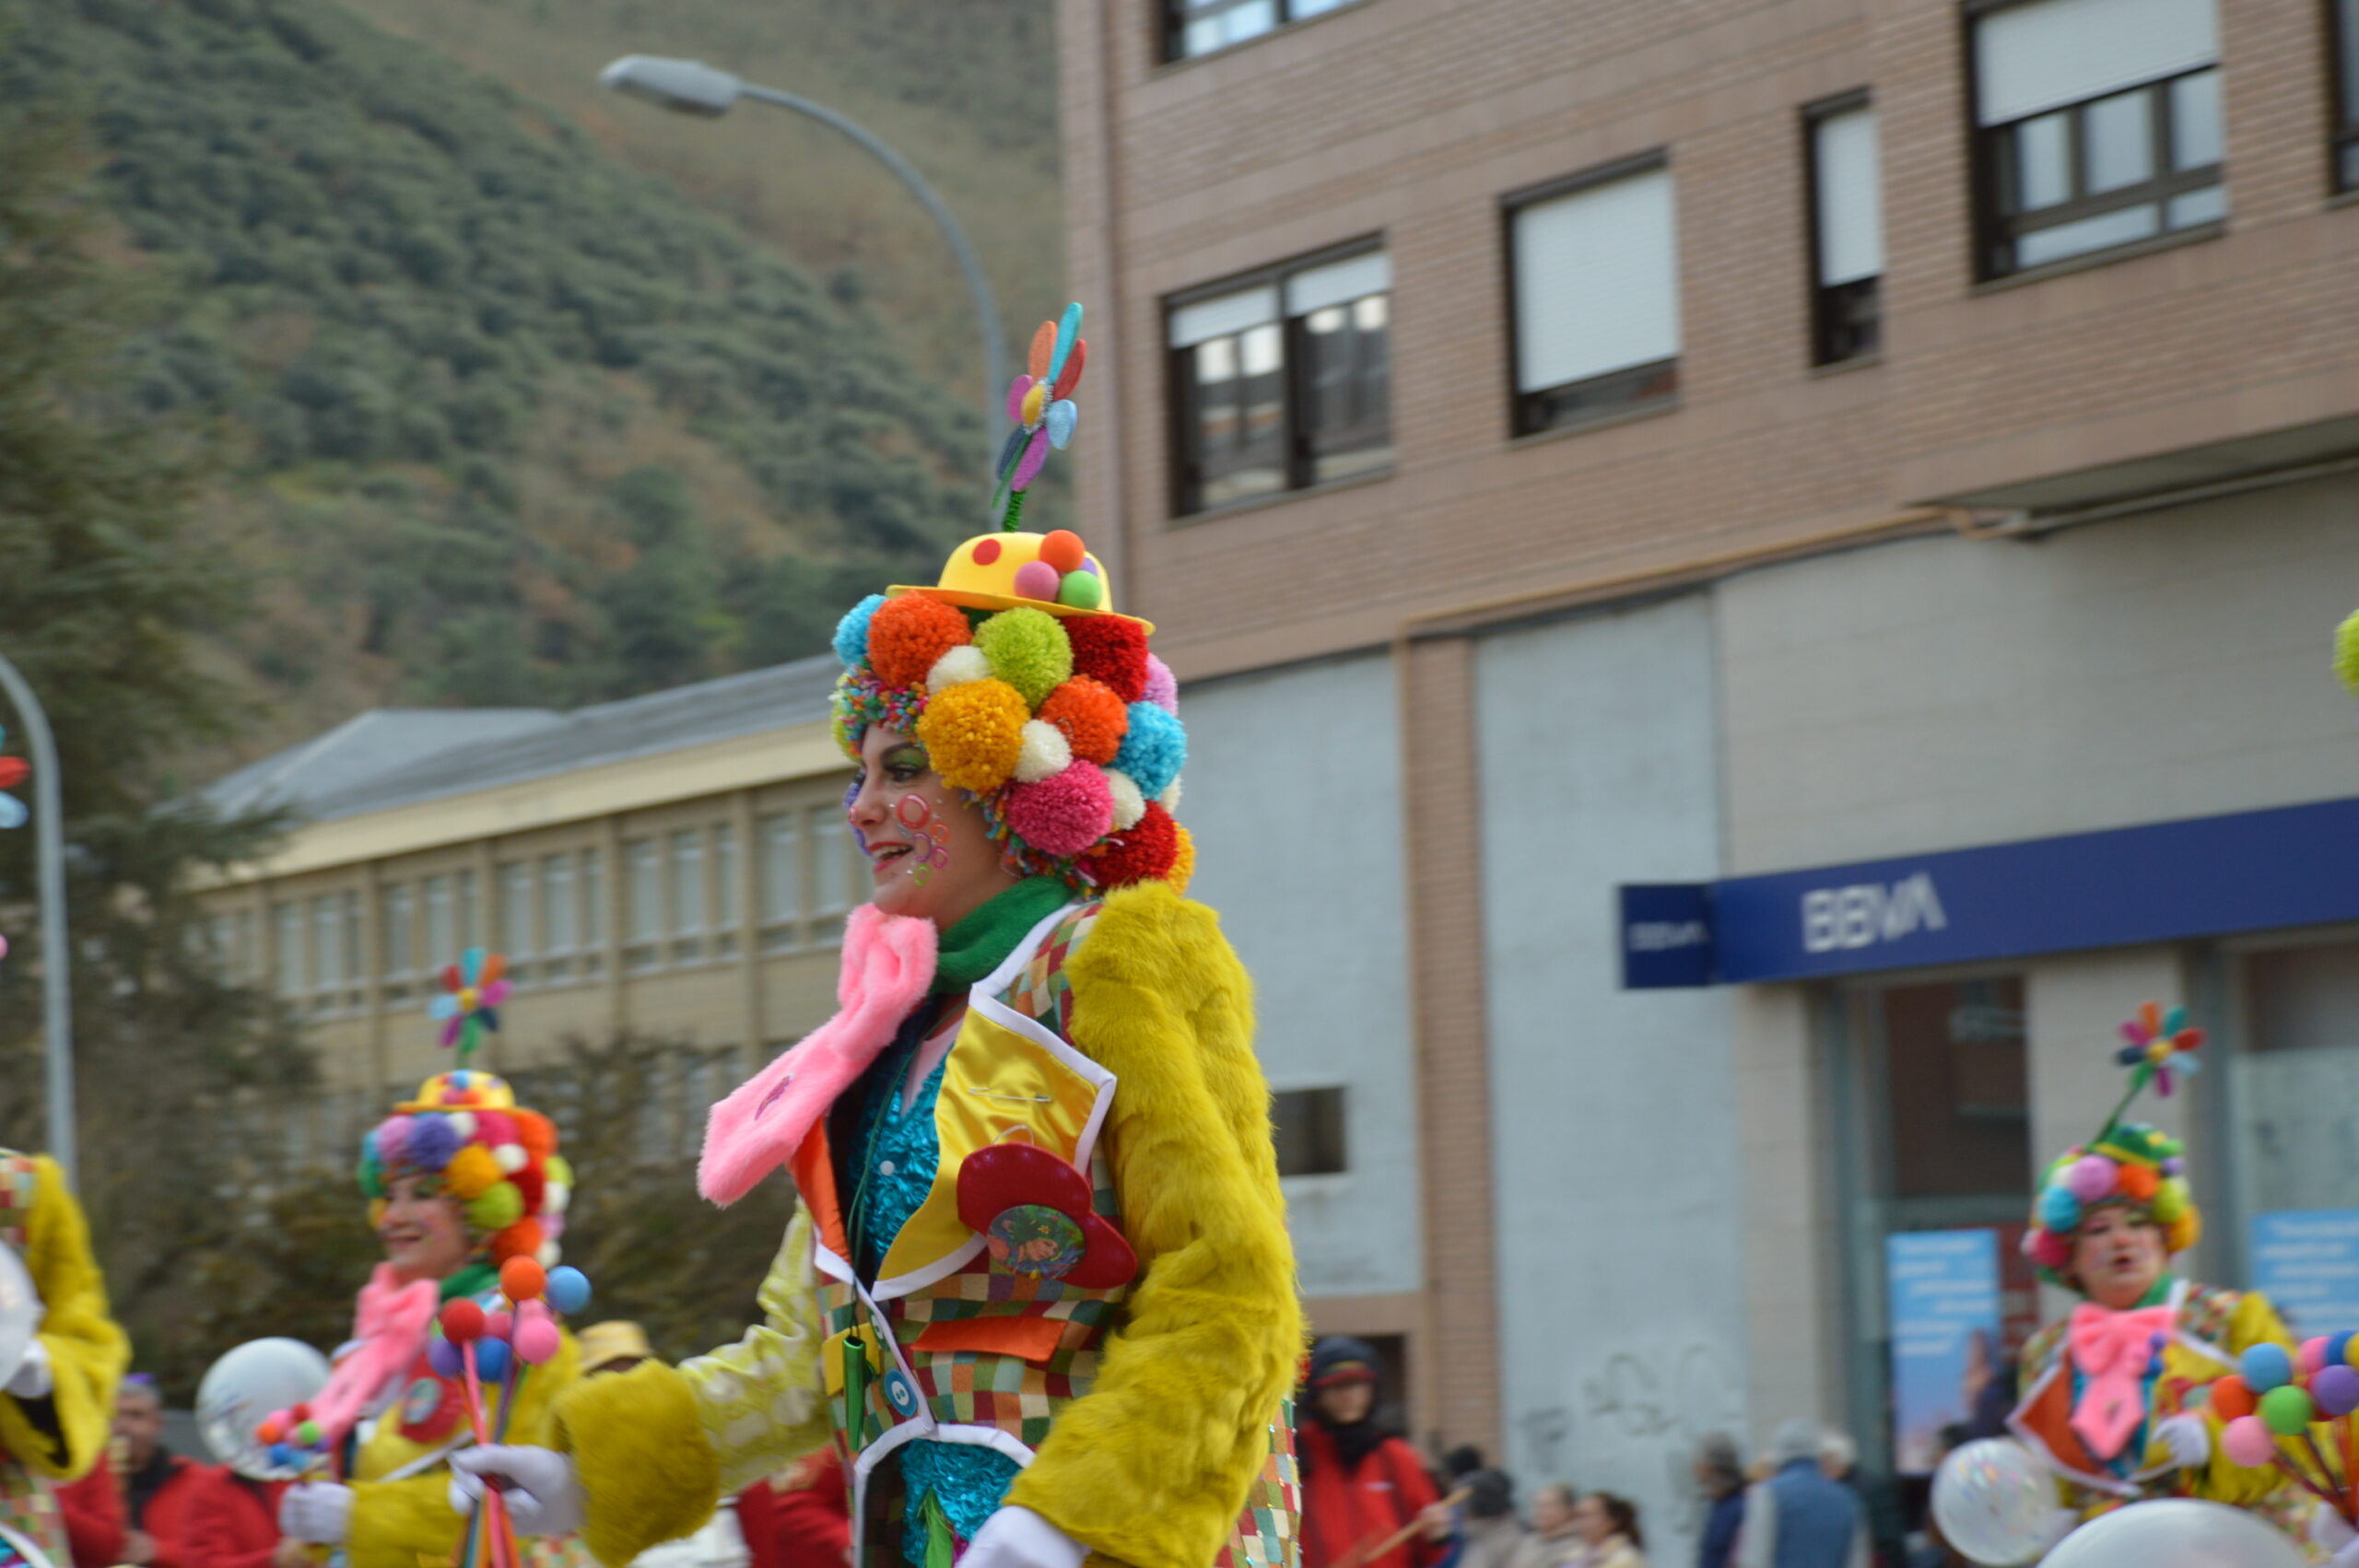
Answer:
[1168,822,1196,895]
[916,679,1028,792]
[443,1142,501,1201]
[369,1198,388,1230]
[2337,608,2359,696]
[546,1154,573,1188]
[2165,1209,2201,1255]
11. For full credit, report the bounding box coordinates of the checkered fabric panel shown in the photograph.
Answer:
[1001,904,1101,1036]
[0,1152,37,1250]
[1216,1403,1301,1568]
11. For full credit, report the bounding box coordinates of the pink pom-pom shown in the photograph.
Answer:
[485,1310,514,1343]
[1004,761,1114,858]
[1141,654,1179,714]
[475,1111,518,1149]
[513,1318,563,1365]
[372,1117,411,1166]
[2064,1155,2117,1202]
[2029,1228,2072,1270]
[2224,1414,2279,1469]
[2302,1337,2330,1376]
[1013,560,1062,602]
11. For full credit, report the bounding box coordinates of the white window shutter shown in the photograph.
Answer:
[1512,166,1681,393]
[1975,0,2218,125]
[1813,107,1884,287]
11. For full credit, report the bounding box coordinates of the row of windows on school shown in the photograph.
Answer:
[206,805,872,1013]
[1168,0,2354,515]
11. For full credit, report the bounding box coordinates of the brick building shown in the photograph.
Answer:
[1059,0,2359,1541]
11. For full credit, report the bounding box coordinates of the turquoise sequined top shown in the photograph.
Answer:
[851,1019,1024,1563]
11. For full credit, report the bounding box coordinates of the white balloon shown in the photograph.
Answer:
[0,1241,41,1393]
[1931,1439,2057,1565]
[196,1336,334,1479]
[2041,1499,2306,1568]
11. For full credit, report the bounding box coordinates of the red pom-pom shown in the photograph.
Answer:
[440,1300,486,1343]
[509,1159,546,1215]
[491,1218,544,1266]
[866,595,972,689]
[1063,615,1148,704]
[1087,802,1180,886]
[1035,676,1129,764]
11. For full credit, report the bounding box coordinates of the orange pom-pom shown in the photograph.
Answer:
[1168,822,1196,895]
[491,1218,544,1266]
[500,1256,547,1303]
[1036,676,1129,765]
[915,679,1028,792]
[1039,530,1087,573]
[2117,1163,2159,1202]
[513,1109,557,1160]
[867,595,972,690]
[2211,1375,2256,1422]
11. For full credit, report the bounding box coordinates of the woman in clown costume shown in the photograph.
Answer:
[452,308,1303,1568]
[276,1068,585,1568]
[2007,1005,2306,1541]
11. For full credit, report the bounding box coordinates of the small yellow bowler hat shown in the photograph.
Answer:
[396,1069,518,1115]
[890,529,1153,634]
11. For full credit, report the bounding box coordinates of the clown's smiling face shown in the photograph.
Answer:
[2072,1203,2168,1310]
[851,725,1020,929]
[379,1173,472,1285]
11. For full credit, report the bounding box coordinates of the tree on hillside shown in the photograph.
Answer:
[0,88,318,1395]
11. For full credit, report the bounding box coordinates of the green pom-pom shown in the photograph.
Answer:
[356,1156,385,1200]
[545,1154,573,1188]
[974,607,1073,708]
[1056,570,1105,610]
[466,1180,523,1233]
[2262,1383,2315,1435]
[2336,609,2359,696]
[294,1421,322,1446]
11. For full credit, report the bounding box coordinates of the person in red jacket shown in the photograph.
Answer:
[55,1457,125,1568]
[738,1454,850,1568]
[58,1375,215,1568]
[182,1467,297,1568]
[1297,1338,1455,1568]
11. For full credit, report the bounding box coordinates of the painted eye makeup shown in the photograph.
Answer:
[884,743,930,782]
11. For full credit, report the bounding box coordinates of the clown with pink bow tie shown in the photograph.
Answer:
[2007,1004,2311,1542]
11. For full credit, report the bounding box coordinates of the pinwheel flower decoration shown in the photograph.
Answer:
[0,724,29,830]
[431,947,510,1058]
[992,302,1086,528]
[2115,1000,2204,1097]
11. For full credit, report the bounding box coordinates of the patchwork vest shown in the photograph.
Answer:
[0,1152,67,1568]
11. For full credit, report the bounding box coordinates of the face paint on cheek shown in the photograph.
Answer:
[844,777,868,855]
[892,793,955,885]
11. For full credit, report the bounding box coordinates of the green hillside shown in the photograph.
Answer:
[0,0,1062,757]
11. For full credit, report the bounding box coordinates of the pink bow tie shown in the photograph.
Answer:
[2069,1302,2176,1460]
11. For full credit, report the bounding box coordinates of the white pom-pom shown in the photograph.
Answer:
[1157,776,1183,814]
[546,1182,570,1215]
[447,1113,478,1141]
[1106,769,1146,831]
[535,1241,561,1269]
[927,645,992,693]
[494,1142,527,1173]
[1014,720,1073,784]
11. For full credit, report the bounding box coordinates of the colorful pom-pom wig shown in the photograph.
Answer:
[830,304,1192,895]
[357,1069,574,1271]
[2021,1001,2205,1288]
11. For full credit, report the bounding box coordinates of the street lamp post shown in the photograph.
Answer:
[0,653,74,1188]
[598,56,1010,479]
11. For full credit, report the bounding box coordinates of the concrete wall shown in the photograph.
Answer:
[1180,652,1423,1297]
[1473,596,1743,1554]
[1718,478,2359,873]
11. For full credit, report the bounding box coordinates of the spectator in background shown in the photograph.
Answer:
[1691,1434,1748,1568]
[1569,1493,1647,1568]
[1735,1422,1864,1568]
[1817,1433,1903,1568]
[1298,1336,1455,1568]
[60,1376,214,1568]
[1513,1483,1585,1568]
[184,1464,299,1568]
[739,1453,851,1568]
[1450,1471,1527,1568]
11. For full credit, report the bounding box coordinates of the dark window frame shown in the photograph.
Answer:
[1161,0,1363,64]
[1500,149,1682,439]
[1963,0,2225,280]
[1163,237,1392,520]
[2333,0,2359,192]
[1803,89,1883,367]
[1272,1085,1349,1177]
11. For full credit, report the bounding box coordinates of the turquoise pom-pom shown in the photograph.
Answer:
[835,594,887,670]
[1113,702,1186,799]
[2037,1184,2082,1233]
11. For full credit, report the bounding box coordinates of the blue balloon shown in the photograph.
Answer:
[427,1336,464,1378]
[267,1444,298,1469]
[0,795,25,831]
[473,1338,511,1383]
[2329,1332,2353,1370]
[1047,302,1083,383]
[2242,1341,2294,1393]
[546,1266,593,1316]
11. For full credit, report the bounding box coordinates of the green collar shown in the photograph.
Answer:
[440,1260,499,1302]
[931,876,1073,994]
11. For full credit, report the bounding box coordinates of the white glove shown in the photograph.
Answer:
[2314,1504,2357,1556]
[957,1507,1086,1568]
[279,1482,354,1545]
[2154,1412,2210,1471]
[448,1445,587,1539]
[4,1339,53,1398]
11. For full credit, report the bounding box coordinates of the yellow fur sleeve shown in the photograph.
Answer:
[0,1155,128,1482]
[1005,884,1303,1568]
[553,1211,829,1567]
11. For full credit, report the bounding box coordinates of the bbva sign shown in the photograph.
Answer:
[1800,872,1946,954]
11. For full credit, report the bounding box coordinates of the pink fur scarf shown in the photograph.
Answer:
[698,905,937,1206]
[307,1264,440,1443]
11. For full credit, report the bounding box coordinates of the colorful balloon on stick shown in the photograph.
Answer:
[2206,1335,2359,1527]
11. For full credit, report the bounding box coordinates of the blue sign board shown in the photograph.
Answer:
[2251,1210,2359,1340]
[1886,1230,2003,1474]
[1620,792,2359,987]
[1618,883,1714,989]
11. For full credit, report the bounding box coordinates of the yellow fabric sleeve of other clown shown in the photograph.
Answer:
[551,1211,830,1568]
[0,1154,129,1482]
[1005,883,1305,1568]
[2161,1290,2300,1510]
[345,1327,582,1568]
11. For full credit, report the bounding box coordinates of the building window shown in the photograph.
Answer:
[310,892,358,1012]
[759,813,802,953]
[1272,1086,1347,1177]
[1164,0,1358,62]
[625,838,660,970]
[810,812,858,946]
[499,862,534,984]
[2233,938,2359,1218]
[2336,0,2359,190]
[1168,245,1391,516]
[381,883,415,1001]
[422,875,454,970]
[456,869,479,950]
[272,901,303,1000]
[711,823,739,959]
[1807,96,1884,364]
[580,848,605,976]
[1507,158,1682,435]
[1971,0,2224,277]
[670,828,706,961]
[540,855,576,981]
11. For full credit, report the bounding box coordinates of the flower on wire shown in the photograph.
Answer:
[431,947,510,1059]
[0,723,29,830]
[992,302,1086,529]
[2115,1000,2204,1097]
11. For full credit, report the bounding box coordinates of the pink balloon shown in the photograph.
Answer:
[2223,1414,2280,1469]
[513,1319,563,1366]
[484,1311,514,1343]
[2303,1338,2330,1376]
[516,1300,550,1325]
